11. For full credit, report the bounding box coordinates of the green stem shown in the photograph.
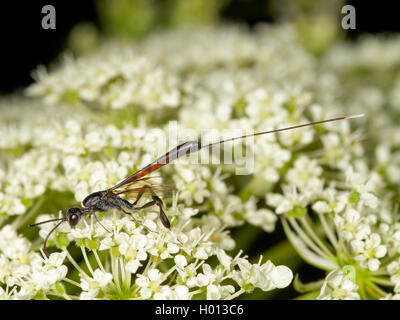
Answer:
[293,273,324,293]
[366,280,387,298]
[358,280,368,299]
[66,250,90,278]
[318,213,338,249]
[81,246,94,276]
[226,288,245,300]
[48,290,74,300]
[119,257,127,289]
[369,276,393,287]
[110,249,122,293]
[289,218,328,259]
[281,217,335,270]
[300,216,334,258]
[93,250,106,273]
[63,277,82,289]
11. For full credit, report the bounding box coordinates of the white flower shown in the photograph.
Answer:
[202,263,226,286]
[312,188,348,215]
[243,197,277,232]
[279,121,314,147]
[233,257,293,291]
[253,140,291,183]
[270,265,293,289]
[173,166,211,206]
[267,185,310,216]
[153,285,191,300]
[174,254,187,269]
[0,192,26,216]
[387,259,400,291]
[46,252,67,268]
[175,262,200,288]
[177,227,214,261]
[84,129,108,153]
[117,233,148,273]
[334,208,370,241]
[136,268,166,299]
[206,284,222,299]
[351,233,387,271]
[0,225,31,262]
[286,156,322,189]
[171,285,191,300]
[216,248,233,269]
[27,50,182,110]
[318,268,360,300]
[345,168,378,209]
[80,269,113,297]
[206,283,235,300]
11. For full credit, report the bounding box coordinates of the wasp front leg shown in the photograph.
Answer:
[119,206,158,234]
[92,212,112,233]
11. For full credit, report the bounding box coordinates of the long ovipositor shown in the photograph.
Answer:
[107,114,364,192]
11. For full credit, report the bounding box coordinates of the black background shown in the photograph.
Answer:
[0,0,399,94]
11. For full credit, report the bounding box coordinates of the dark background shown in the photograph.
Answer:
[0,0,399,94]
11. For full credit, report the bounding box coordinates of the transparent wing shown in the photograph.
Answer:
[112,176,175,199]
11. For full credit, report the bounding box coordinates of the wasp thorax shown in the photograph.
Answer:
[66,207,82,227]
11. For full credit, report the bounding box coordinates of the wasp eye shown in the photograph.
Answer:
[68,214,79,227]
[67,208,82,227]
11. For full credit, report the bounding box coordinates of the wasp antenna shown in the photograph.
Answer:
[42,219,66,257]
[30,217,65,227]
[344,114,364,119]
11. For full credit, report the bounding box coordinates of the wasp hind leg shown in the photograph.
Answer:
[132,196,171,229]
[150,192,171,230]
[129,186,171,230]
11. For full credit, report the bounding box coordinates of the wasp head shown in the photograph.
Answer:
[66,207,83,227]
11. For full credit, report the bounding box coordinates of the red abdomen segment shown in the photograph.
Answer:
[108,141,201,191]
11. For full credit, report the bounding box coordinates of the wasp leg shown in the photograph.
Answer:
[128,185,171,230]
[92,212,112,233]
[83,207,112,233]
[120,207,158,234]
[131,185,151,207]
[132,200,156,210]
[150,192,171,230]
[132,194,171,229]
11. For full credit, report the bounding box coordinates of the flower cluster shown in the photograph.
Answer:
[27,210,291,300]
[27,50,181,110]
[317,267,360,300]
[0,225,67,299]
[1,23,400,300]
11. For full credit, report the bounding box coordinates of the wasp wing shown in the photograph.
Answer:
[112,176,175,199]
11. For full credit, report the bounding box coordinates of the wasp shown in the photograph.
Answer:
[30,114,363,255]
